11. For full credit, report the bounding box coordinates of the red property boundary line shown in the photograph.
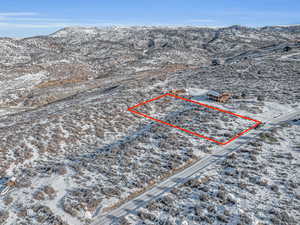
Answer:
[128,93,262,145]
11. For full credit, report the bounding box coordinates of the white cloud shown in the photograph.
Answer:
[0,22,112,29]
[0,12,113,29]
[0,12,38,17]
[0,17,72,22]
[0,22,69,28]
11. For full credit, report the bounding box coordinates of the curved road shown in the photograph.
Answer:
[92,110,300,225]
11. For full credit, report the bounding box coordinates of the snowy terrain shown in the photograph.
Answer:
[128,120,300,225]
[0,25,299,225]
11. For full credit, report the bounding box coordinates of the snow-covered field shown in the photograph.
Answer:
[0,26,299,225]
[127,120,300,225]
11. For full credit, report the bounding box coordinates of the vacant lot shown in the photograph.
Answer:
[131,93,259,144]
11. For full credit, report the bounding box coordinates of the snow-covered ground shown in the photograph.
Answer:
[0,26,299,225]
[127,120,300,225]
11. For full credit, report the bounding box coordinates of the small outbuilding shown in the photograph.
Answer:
[169,89,186,95]
[207,90,231,103]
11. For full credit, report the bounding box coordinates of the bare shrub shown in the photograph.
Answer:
[0,210,9,223]
[3,195,13,206]
[43,185,56,199]
[57,166,67,175]
[17,208,28,217]
[33,191,45,200]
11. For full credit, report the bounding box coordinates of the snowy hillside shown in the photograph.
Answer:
[0,26,299,225]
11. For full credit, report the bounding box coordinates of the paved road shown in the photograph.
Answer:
[92,110,300,225]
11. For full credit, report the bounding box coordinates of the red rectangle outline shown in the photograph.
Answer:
[128,93,262,145]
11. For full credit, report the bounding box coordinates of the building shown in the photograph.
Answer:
[207,90,231,103]
[169,89,186,95]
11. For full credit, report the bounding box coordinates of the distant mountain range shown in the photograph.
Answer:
[0,25,299,110]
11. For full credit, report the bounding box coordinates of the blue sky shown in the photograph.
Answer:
[0,0,299,37]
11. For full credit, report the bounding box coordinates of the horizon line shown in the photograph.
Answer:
[1,23,300,39]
